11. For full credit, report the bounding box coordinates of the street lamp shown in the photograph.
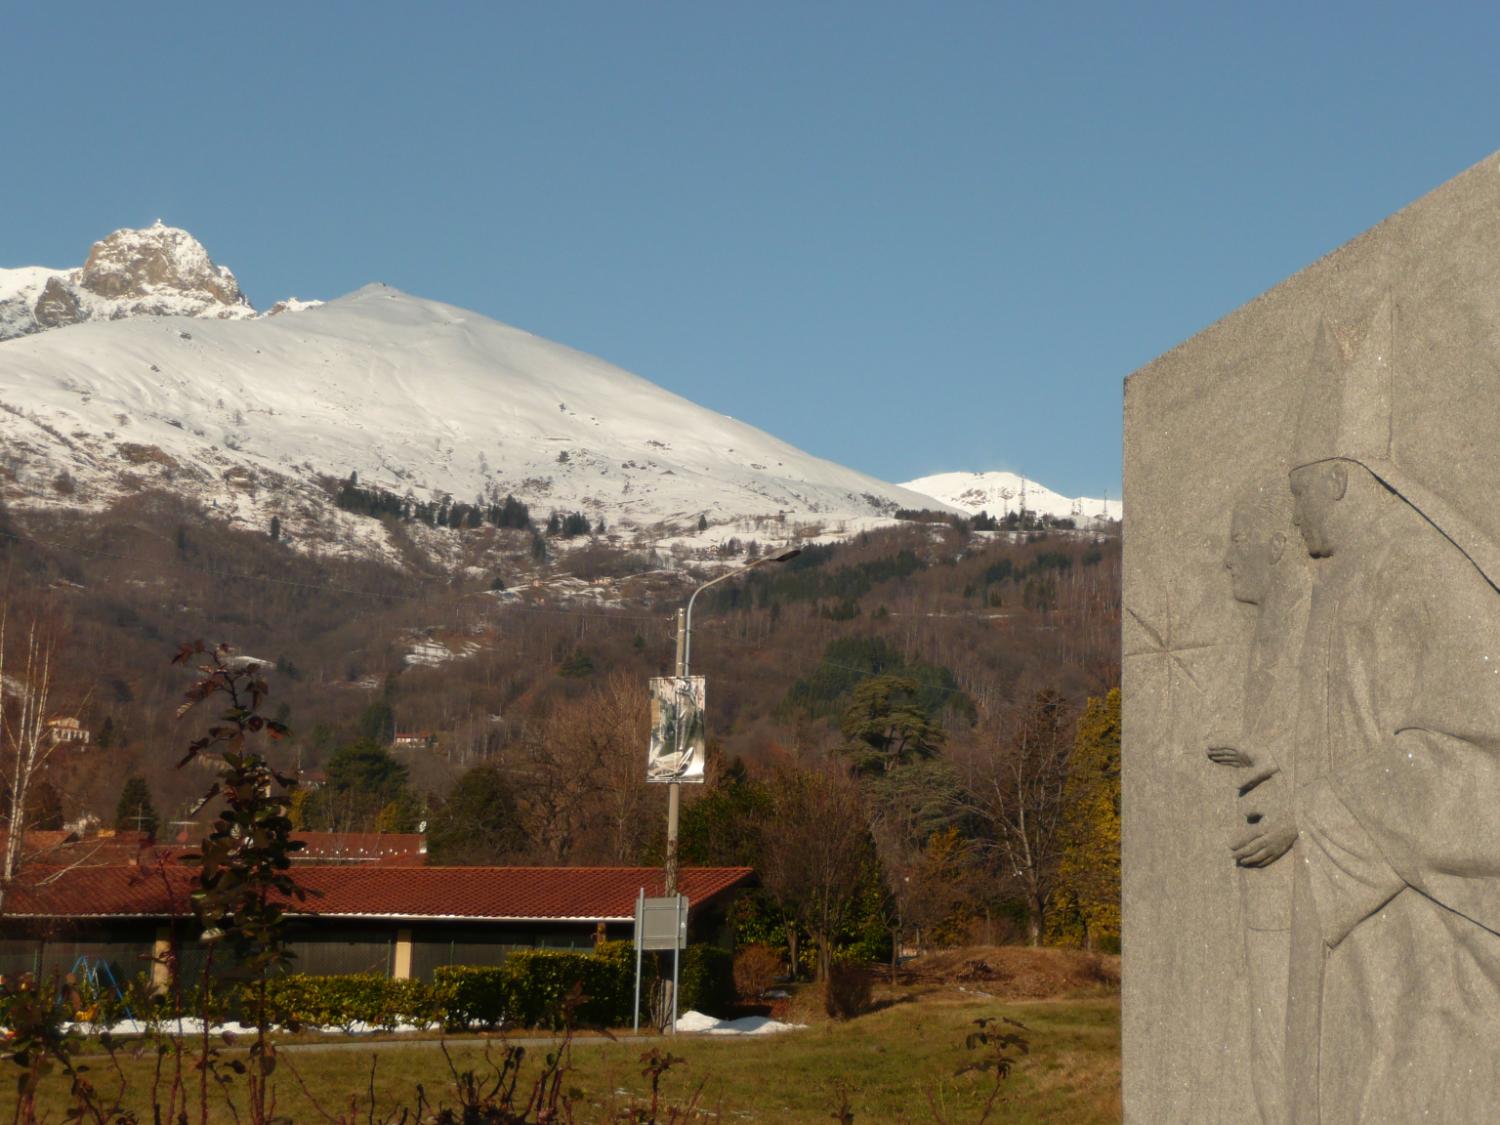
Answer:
[663,547,800,896]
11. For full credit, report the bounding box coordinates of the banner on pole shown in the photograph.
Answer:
[647,675,706,783]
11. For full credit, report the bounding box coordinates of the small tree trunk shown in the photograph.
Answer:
[1027,891,1044,947]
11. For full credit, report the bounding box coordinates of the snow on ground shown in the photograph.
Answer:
[65,1018,439,1036]
[674,1009,804,1035]
[64,1013,801,1038]
[404,635,482,666]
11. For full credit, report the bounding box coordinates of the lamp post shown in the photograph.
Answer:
[663,547,800,897]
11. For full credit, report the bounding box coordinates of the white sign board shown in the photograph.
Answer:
[647,676,706,784]
[634,894,689,952]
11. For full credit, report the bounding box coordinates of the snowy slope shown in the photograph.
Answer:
[0,284,945,565]
[901,471,1118,524]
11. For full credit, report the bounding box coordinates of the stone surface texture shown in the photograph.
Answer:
[1123,150,1500,1123]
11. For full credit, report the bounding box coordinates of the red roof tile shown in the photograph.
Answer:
[2,864,754,923]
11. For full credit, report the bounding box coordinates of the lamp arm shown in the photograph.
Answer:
[683,568,744,675]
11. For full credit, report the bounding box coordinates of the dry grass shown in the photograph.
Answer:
[900,944,1121,999]
[0,950,1121,1123]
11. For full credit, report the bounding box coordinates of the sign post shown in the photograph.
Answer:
[633,889,689,1033]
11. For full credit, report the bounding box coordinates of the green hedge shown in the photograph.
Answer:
[503,949,633,1029]
[257,973,441,1032]
[190,943,737,1033]
[432,965,510,1031]
[434,942,733,1030]
[434,947,634,1030]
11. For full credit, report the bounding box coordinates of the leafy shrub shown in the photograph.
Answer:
[822,962,873,1020]
[733,944,781,1000]
[433,965,510,1031]
[678,945,735,1017]
[504,949,633,1029]
[435,953,634,1031]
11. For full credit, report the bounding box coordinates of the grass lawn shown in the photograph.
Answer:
[0,988,1119,1123]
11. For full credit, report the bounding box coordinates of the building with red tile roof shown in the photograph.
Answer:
[0,864,755,983]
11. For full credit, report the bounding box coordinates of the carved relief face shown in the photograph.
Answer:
[1290,461,1347,558]
[1224,507,1276,604]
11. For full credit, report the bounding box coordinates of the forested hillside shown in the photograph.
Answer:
[0,490,1120,954]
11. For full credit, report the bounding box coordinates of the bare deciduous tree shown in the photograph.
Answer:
[515,672,653,864]
[0,608,63,909]
[958,689,1074,945]
[758,765,875,980]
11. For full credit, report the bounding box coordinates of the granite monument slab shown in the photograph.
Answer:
[1124,150,1500,1123]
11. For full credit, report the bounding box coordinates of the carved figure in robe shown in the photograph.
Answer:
[1279,299,1500,1123]
[1206,484,1307,1125]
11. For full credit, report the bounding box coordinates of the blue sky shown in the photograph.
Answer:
[5,2,1500,498]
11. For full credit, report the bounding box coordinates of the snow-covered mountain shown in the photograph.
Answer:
[0,222,271,341]
[0,246,946,568]
[901,471,1118,524]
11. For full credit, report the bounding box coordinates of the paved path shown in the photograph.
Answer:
[72,1031,681,1060]
[275,1032,660,1054]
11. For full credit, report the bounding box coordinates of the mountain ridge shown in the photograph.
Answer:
[0,276,948,570]
[900,470,1118,523]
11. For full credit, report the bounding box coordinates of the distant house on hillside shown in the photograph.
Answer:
[45,716,89,748]
[392,731,434,750]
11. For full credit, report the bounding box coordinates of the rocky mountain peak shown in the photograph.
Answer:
[78,221,247,309]
[0,222,261,342]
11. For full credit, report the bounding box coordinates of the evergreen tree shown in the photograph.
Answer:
[356,698,396,745]
[698,514,709,532]
[325,741,409,802]
[679,758,769,865]
[301,741,412,831]
[558,650,595,678]
[375,791,423,833]
[1055,688,1121,951]
[114,774,159,837]
[837,676,945,776]
[426,765,526,864]
[270,515,281,541]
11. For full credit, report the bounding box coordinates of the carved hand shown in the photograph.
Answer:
[1229,774,1297,868]
[1206,744,1257,768]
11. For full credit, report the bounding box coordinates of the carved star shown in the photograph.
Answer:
[1124,595,1219,698]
